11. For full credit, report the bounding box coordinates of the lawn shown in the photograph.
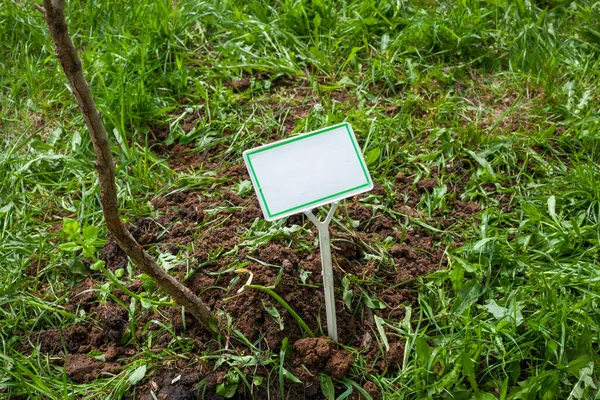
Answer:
[1,0,600,399]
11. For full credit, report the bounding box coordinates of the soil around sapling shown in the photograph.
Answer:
[27,139,481,398]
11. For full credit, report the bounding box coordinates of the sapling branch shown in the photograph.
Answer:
[39,0,217,332]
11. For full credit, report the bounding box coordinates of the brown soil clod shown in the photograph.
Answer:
[227,79,251,93]
[30,328,63,354]
[101,237,128,271]
[363,381,381,400]
[65,354,120,383]
[27,322,105,355]
[97,303,128,343]
[71,277,97,311]
[292,337,354,382]
[416,178,437,192]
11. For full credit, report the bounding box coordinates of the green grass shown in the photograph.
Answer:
[2,0,600,398]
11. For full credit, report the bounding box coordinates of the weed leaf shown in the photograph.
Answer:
[129,365,147,386]
[319,374,335,400]
[374,315,390,351]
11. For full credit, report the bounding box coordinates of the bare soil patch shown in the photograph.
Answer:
[26,131,484,398]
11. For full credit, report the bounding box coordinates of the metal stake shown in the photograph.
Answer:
[304,202,339,341]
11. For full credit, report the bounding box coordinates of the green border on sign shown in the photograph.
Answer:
[244,122,372,219]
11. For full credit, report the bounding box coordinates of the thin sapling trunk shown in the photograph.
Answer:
[37,0,218,332]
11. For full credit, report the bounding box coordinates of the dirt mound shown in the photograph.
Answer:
[96,169,452,393]
[28,152,482,397]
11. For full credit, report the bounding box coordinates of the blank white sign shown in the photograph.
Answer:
[243,122,373,221]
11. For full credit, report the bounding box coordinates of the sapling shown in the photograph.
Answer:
[36,0,217,331]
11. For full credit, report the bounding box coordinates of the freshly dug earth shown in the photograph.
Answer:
[29,142,481,398]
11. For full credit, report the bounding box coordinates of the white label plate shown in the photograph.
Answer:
[243,122,373,221]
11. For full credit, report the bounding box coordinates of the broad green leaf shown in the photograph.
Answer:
[129,365,147,385]
[233,179,253,198]
[374,315,389,351]
[342,47,361,68]
[216,380,239,398]
[157,252,178,271]
[564,355,591,377]
[299,268,311,284]
[71,130,82,151]
[62,218,80,237]
[437,364,460,391]
[467,150,495,178]
[485,300,508,319]
[473,237,496,252]
[573,362,596,397]
[473,393,497,400]
[70,259,89,275]
[380,33,390,53]
[90,260,105,271]
[365,148,381,166]
[113,128,130,157]
[58,242,81,252]
[282,368,302,383]
[451,279,482,314]
[82,225,99,242]
[0,203,12,218]
[521,203,542,221]
[433,184,447,200]
[216,370,240,398]
[450,261,464,292]
[253,375,264,386]
[319,374,335,400]
[337,76,357,86]
[48,127,62,147]
[81,244,96,258]
[313,13,322,31]
[363,294,386,310]
[508,361,521,384]
[508,370,559,400]
[30,140,53,152]
[342,276,353,309]
[547,195,558,223]
[415,336,431,367]
[461,351,478,392]
[484,299,524,326]
[140,298,154,309]
[263,301,284,330]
